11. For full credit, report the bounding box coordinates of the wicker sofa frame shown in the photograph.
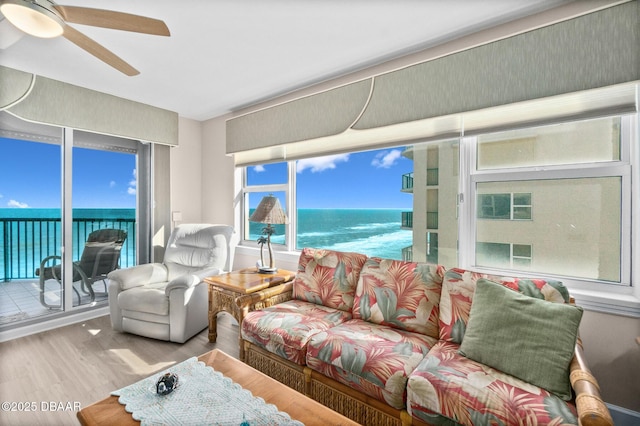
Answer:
[237,281,612,426]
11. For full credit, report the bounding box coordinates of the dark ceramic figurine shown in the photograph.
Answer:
[156,372,179,395]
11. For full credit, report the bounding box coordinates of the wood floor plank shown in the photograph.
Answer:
[0,313,239,426]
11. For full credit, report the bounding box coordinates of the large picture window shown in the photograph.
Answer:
[240,114,634,292]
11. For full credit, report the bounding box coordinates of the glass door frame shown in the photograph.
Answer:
[0,113,152,320]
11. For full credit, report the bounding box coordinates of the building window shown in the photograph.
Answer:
[477,193,532,220]
[477,242,532,269]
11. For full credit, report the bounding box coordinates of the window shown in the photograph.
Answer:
[243,162,289,245]
[477,242,532,269]
[469,116,629,285]
[240,115,633,292]
[477,193,531,220]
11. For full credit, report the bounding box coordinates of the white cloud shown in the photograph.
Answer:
[128,169,137,195]
[297,154,349,173]
[109,180,116,188]
[8,199,28,208]
[371,149,402,168]
[253,165,266,172]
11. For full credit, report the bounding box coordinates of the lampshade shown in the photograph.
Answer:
[1,0,64,38]
[249,195,288,225]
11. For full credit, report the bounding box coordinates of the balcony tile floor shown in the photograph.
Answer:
[0,279,108,325]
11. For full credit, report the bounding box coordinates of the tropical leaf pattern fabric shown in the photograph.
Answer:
[353,258,445,339]
[439,268,570,343]
[407,341,578,426]
[241,300,352,365]
[293,248,368,311]
[306,319,438,409]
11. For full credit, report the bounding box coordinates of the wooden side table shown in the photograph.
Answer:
[204,268,295,358]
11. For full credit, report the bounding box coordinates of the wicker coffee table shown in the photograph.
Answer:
[77,349,356,425]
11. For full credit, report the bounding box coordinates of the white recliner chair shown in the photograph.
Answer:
[108,224,234,343]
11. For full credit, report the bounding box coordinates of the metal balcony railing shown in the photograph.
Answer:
[401,172,414,191]
[401,211,413,229]
[401,245,413,262]
[1,217,136,281]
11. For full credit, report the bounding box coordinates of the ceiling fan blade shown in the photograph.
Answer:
[62,25,139,76]
[53,5,170,36]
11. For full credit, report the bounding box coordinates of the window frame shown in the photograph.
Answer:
[241,162,294,250]
[237,114,639,316]
[463,115,633,291]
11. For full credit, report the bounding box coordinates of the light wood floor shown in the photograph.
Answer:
[0,313,239,426]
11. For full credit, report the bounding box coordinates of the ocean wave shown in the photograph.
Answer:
[318,230,412,259]
[347,222,401,231]
[297,222,401,239]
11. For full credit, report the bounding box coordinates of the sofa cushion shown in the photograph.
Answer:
[439,267,570,343]
[458,279,583,400]
[306,319,438,410]
[241,300,352,365]
[293,248,368,312]
[353,258,444,339]
[407,341,579,426]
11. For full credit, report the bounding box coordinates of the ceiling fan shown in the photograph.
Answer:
[0,0,170,76]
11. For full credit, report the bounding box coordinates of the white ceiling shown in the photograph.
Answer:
[0,0,573,121]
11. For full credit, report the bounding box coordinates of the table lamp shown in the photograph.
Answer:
[249,194,288,273]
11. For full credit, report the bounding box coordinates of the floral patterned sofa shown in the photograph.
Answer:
[238,248,612,426]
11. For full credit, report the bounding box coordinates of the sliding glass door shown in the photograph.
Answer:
[0,113,148,327]
[70,143,138,308]
[0,126,63,323]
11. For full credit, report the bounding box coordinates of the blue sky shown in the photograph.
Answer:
[3,137,413,210]
[248,147,414,209]
[1,137,136,209]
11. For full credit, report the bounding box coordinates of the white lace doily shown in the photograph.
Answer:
[112,357,304,426]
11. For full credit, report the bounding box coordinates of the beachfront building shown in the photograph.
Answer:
[402,116,624,283]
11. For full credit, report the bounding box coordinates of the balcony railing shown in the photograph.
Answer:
[1,217,136,281]
[401,211,413,229]
[401,172,414,191]
[402,245,413,262]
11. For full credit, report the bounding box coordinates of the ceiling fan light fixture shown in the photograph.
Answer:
[0,0,64,38]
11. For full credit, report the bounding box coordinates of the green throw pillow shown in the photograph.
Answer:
[458,278,583,400]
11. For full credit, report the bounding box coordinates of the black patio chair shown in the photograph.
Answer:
[37,228,127,309]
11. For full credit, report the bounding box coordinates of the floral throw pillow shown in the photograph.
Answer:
[353,257,445,338]
[292,248,368,312]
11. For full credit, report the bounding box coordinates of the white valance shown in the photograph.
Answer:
[0,65,178,146]
[227,1,639,166]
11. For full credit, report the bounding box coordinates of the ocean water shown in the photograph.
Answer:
[2,208,412,280]
[250,209,412,260]
[0,208,136,220]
